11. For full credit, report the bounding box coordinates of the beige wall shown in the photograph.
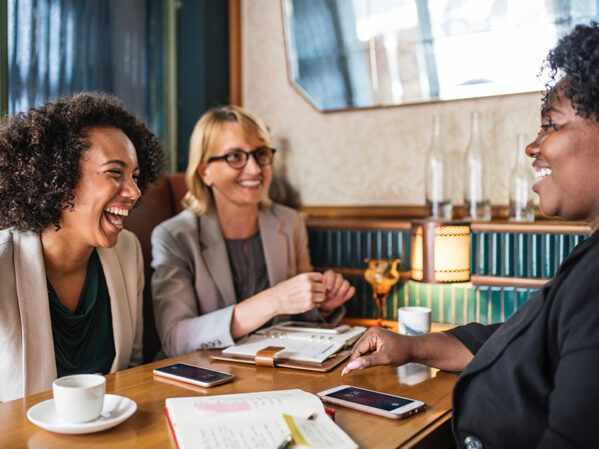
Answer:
[242,0,542,207]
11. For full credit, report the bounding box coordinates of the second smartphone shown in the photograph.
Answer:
[317,385,425,419]
[153,363,234,387]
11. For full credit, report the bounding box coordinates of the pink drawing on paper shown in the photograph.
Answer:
[194,402,251,413]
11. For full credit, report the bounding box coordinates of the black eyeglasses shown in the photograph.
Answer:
[207,147,276,170]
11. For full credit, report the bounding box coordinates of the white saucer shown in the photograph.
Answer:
[27,394,137,434]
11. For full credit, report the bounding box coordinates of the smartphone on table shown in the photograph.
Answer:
[317,385,425,419]
[274,321,350,334]
[153,363,234,387]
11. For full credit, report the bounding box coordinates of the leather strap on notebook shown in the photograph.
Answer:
[255,346,285,367]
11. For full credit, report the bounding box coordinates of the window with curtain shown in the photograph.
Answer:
[7,0,166,140]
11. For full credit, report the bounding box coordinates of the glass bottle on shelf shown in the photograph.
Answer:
[425,114,452,220]
[463,111,491,221]
[509,133,535,221]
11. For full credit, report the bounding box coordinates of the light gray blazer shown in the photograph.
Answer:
[0,229,144,402]
[151,204,338,357]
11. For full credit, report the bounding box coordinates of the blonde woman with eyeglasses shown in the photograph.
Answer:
[151,105,354,357]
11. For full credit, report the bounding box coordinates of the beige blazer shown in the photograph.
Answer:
[0,229,144,402]
[151,203,339,357]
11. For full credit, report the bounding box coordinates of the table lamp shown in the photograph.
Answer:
[410,221,471,283]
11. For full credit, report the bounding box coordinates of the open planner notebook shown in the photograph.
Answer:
[219,325,366,364]
[165,389,357,449]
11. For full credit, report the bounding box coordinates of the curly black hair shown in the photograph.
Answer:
[0,91,166,233]
[542,21,599,120]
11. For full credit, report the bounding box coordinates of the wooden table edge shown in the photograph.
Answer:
[398,409,453,449]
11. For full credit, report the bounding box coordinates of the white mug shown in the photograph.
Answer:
[52,374,106,423]
[397,306,431,336]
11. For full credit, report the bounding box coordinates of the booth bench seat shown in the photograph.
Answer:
[125,173,187,362]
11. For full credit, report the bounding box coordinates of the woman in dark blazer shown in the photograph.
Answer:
[151,105,354,357]
[344,23,599,449]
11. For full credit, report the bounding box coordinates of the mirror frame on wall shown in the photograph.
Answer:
[281,0,599,113]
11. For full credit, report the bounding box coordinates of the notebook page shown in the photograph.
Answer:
[166,389,322,425]
[165,390,358,449]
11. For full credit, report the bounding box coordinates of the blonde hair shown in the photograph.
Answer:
[182,105,273,215]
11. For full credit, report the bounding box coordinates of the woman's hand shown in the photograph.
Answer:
[270,272,327,315]
[231,272,348,339]
[342,328,474,375]
[342,327,413,375]
[319,269,355,315]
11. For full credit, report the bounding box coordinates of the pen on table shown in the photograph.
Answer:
[277,413,318,448]
[277,434,294,449]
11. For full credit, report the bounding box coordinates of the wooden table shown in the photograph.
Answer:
[0,350,457,449]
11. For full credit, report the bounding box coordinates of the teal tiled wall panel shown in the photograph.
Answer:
[502,233,514,276]
[342,277,540,325]
[308,227,581,324]
[530,233,542,278]
[408,281,418,307]
[478,286,489,325]
[490,287,503,324]
[308,228,411,270]
[310,228,587,278]
[515,233,528,277]
[489,233,501,276]
[503,287,515,320]
[469,230,587,279]
[343,282,539,325]
[390,282,539,325]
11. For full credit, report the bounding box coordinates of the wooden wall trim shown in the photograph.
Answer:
[301,205,587,229]
[470,275,549,288]
[305,212,589,234]
[306,218,412,231]
[316,267,549,288]
[228,0,242,105]
[301,205,429,219]
[470,221,589,234]
[303,204,514,219]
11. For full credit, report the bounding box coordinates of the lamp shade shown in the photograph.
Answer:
[411,221,471,283]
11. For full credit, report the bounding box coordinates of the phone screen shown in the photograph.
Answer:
[156,364,232,382]
[325,386,413,411]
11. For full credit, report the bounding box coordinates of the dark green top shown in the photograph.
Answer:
[47,249,115,378]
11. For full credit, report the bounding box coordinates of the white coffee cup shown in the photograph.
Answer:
[52,374,106,423]
[397,306,431,336]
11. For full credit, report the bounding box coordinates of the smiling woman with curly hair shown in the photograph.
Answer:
[0,92,164,232]
[0,92,165,401]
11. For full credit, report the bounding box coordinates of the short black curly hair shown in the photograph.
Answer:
[542,21,599,120]
[0,91,166,233]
